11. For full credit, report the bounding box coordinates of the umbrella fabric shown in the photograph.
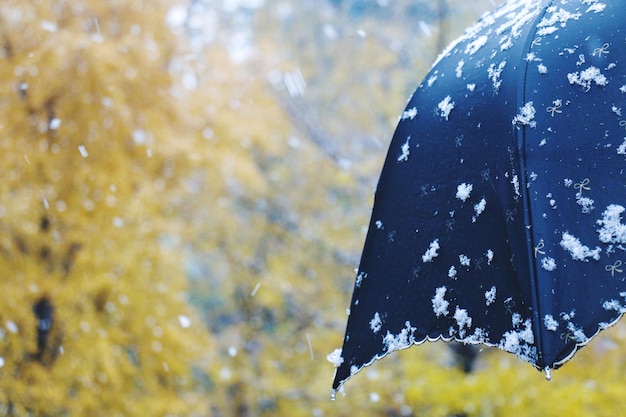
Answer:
[332,0,626,392]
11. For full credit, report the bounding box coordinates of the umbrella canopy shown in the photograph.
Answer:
[331,0,626,393]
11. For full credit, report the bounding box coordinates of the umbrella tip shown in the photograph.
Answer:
[544,367,552,381]
[330,390,337,401]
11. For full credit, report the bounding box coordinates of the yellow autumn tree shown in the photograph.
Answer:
[0,1,212,416]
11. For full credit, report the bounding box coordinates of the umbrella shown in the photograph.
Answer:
[331,0,626,394]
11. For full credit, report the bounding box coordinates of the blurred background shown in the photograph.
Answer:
[1,0,626,416]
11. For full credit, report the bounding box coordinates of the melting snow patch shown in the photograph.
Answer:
[327,348,344,367]
[454,307,472,335]
[383,321,416,352]
[397,137,411,162]
[541,257,557,271]
[401,107,418,120]
[560,232,601,261]
[485,286,496,306]
[438,96,455,120]
[432,287,450,317]
[511,175,521,198]
[467,83,476,92]
[463,327,488,344]
[370,312,382,333]
[355,271,368,288]
[487,61,506,92]
[486,249,494,265]
[602,299,625,313]
[465,35,489,55]
[576,195,595,213]
[597,204,626,244]
[544,314,558,331]
[567,322,588,343]
[499,318,536,363]
[472,198,487,222]
[513,102,537,128]
[456,183,473,202]
[583,0,606,13]
[455,60,465,78]
[602,293,626,313]
[422,239,440,263]
[567,66,608,91]
[536,7,581,36]
[448,266,457,279]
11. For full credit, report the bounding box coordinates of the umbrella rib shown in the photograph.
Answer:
[514,0,554,372]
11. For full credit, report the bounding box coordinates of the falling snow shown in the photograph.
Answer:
[49,118,61,130]
[78,145,88,158]
[178,315,192,328]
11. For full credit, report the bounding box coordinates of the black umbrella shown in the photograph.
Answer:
[331,0,626,394]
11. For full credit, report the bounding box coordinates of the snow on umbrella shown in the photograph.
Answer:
[331,0,626,394]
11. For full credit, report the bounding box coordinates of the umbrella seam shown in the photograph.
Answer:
[515,0,554,372]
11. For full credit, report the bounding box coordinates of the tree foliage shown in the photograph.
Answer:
[0,1,211,415]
